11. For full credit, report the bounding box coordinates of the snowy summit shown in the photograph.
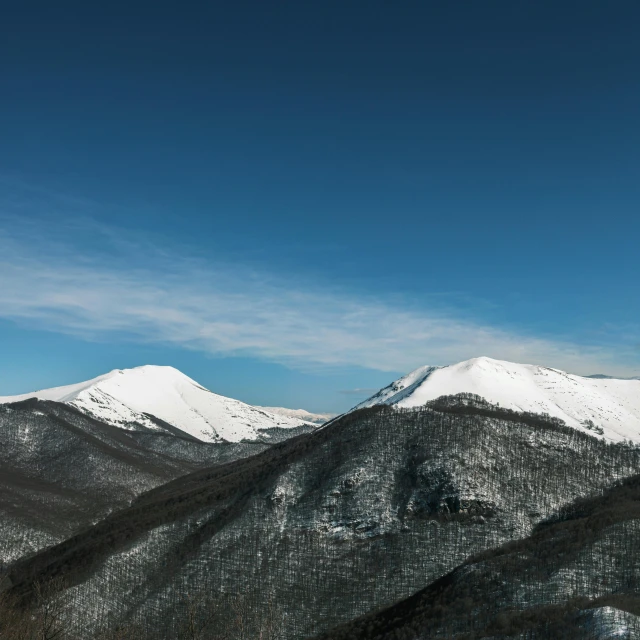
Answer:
[0,365,313,443]
[357,356,640,443]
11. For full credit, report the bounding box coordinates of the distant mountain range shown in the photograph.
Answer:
[256,406,335,425]
[587,373,640,380]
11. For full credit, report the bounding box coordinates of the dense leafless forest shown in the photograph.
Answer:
[2,394,639,638]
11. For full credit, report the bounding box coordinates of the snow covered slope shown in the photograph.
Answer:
[356,356,640,443]
[256,407,334,425]
[0,366,310,443]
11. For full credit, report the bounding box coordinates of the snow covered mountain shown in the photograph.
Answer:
[10,392,640,638]
[356,356,640,443]
[0,365,312,443]
[256,406,334,425]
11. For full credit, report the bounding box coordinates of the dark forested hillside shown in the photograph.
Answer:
[3,395,639,639]
[318,473,640,639]
[0,399,269,563]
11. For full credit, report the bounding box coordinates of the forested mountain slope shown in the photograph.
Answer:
[0,399,268,563]
[318,474,640,639]
[4,395,640,639]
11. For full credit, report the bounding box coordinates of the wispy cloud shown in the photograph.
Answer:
[0,213,637,377]
[339,388,382,396]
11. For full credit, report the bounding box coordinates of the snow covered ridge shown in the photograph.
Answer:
[0,365,314,443]
[356,356,640,444]
[256,407,334,425]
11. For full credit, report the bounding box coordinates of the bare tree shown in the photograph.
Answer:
[33,579,67,640]
[228,590,282,640]
[0,589,35,639]
[178,591,223,640]
[0,578,67,640]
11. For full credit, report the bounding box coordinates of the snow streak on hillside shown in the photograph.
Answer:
[0,366,310,443]
[357,357,640,443]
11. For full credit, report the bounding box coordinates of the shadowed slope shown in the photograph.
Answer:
[317,474,640,639]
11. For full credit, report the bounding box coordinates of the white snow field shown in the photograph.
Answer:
[356,356,640,443]
[0,365,311,443]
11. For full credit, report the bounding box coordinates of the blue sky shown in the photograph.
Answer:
[1,1,639,412]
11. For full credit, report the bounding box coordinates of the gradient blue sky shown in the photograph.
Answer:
[1,1,639,412]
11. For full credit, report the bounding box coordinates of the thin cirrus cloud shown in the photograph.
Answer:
[339,388,382,396]
[0,225,636,377]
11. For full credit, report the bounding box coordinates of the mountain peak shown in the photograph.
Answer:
[0,365,310,443]
[357,356,640,443]
[104,364,196,381]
